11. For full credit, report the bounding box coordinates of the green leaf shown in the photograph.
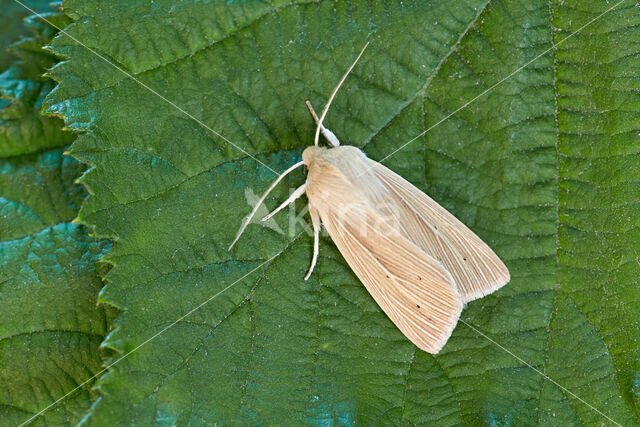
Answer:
[0,7,112,425]
[0,0,54,115]
[0,8,75,157]
[46,0,639,424]
[0,0,52,71]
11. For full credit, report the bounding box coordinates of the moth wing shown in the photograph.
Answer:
[318,203,462,353]
[367,160,510,303]
[306,160,463,353]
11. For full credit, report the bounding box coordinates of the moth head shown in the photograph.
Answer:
[302,145,328,166]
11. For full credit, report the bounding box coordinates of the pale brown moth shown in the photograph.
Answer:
[229,43,510,353]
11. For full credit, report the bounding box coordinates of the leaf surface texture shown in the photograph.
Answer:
[43,0,640,424]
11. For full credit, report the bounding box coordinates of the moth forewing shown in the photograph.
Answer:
[365,160,510,302]
[304,146,463,353]
[307,145,510,301]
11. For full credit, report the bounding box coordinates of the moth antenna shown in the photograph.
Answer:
[314,41,370,147]
[229,161,305,250]
[305,101,340,147]
[261,182,307,221]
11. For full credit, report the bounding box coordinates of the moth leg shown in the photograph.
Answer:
[229,160,305,250]
[304,205,321,280]
[261,183,307,221]
[305,101,341,147]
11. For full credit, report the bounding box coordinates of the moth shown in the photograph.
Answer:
[229,43,510,353]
